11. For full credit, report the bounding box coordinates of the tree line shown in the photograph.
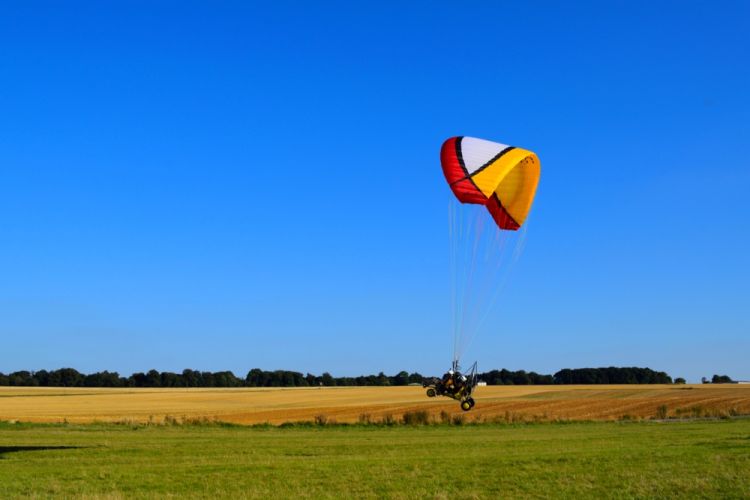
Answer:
[0,368,421,388]
[552,367,673,384]
[0,366,693,387]
[703,374,734,384]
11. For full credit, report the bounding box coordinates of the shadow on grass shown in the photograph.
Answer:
[0,445,86,458]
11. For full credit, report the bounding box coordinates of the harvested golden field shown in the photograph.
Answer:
[1,385,749,424]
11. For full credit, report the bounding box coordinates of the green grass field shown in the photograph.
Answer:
[1,419,749,498]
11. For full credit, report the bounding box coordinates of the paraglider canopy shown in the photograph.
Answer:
[441,136,540,231]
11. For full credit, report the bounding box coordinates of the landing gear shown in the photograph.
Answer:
[422,362,479,411]
[459,397,475,411]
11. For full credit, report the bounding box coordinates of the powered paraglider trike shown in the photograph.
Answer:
[424,136,541,411]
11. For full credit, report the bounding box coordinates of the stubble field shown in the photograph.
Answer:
[2,384,749,425]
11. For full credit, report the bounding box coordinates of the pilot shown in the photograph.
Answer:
[442,370,455,391]
[454,372,466,392]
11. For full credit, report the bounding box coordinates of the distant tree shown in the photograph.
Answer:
[143,369,161,387]
[553,369,573,385]
[200,371,215,387]
[245,368,265,387]
[107,371,126,387]
[159,372,182,388]
[9,371,36,386]
[294,372,309,387]
[477,369,552,385]
[84,371,124,387]
[320,372,335,387]
[529,372,554,385]
[278,371,294,387]
[393,371,410,386]
[712,374,733,384]
[674,377,686,384]
[0,373,8,386]
[267,371,280,387]
[182,369,200,387]
[512,370,531,385]
[34,370,50,386]
[49,368,83,387]
[129,372,147,387]
[701,377,709,384]
[212,371,241,387]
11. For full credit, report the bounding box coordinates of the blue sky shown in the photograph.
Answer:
[1,2,748,382]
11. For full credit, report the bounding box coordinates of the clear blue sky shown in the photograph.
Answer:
[1,2,748,382]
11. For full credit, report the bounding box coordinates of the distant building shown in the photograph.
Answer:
[477,381,487,387]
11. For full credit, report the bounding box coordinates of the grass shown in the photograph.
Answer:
[1,419,749,498]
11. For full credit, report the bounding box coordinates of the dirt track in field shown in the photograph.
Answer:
[1,385,749,424]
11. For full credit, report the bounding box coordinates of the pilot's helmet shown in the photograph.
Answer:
[448,370,454,375]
